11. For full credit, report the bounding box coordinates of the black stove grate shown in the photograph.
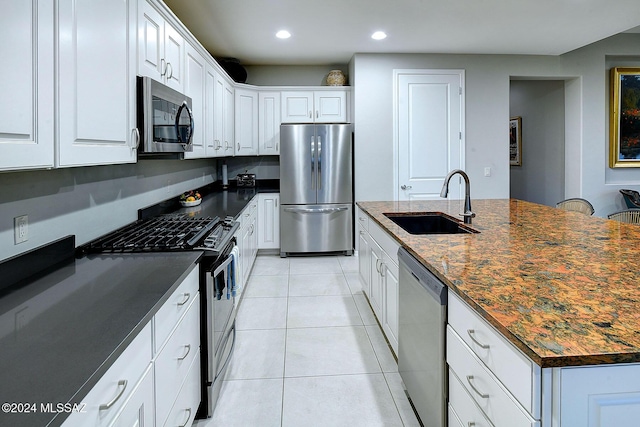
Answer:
[82,214,219,253]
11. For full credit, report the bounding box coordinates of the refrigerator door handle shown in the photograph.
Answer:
[283,207,349,214]
[317,136,322,191]
[311,136,316,190]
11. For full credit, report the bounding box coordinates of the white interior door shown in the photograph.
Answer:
[395,70,465,200]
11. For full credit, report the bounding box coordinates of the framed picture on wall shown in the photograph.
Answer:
[610,67,640,168]
[510,116,522,166]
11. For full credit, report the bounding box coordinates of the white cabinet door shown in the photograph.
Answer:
[258,91,281,155]
[281,90,348,124]
[163,24,184,92]
[108,365,154,427]
[368,239,383,320]
[183,43,206,159]
[204,63,218,157]
[281,91,314,123]
[358,230,371,297]
[0,1,54,171]
[314,91,348,123]
[235,88,258,155]
[558,364,640,427]
[258,193,280,249]
[223,82,235,156]
[212,71,225,156]
[382,253,399,353]
[138,1,184,91]
[57,0,137,167]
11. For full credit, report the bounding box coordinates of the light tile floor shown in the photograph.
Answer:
[194,254,420,427]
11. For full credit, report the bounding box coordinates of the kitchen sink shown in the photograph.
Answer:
[383,213,478,235]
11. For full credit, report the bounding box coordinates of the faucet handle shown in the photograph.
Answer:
[460,210,476,225]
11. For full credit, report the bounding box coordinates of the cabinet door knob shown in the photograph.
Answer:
[401,185,412,190]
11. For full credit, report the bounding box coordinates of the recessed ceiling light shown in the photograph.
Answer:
[276,30,291,39]
[371,31,387,40]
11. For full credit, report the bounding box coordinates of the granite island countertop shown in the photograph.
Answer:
[358,199,640,368]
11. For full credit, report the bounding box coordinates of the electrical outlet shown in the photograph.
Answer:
[14,215,28,244]
[166,179,171,194]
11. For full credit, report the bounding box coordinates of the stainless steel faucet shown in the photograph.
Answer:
[440,169,475,224]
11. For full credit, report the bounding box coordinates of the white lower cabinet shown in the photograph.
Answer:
[154,293,200,427]
[448,368,492,427]
[108,365,155,427]
[62,324,152,427]
[62,268,200,427]
[358,212,400,354]
[162,353,200,427]
[236,196,258,299]
[257,193,280,250]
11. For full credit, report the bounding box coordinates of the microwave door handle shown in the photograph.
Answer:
[175,101,194,150]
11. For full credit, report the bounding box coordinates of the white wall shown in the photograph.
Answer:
[0,159,217,261]
[509,80,566,207]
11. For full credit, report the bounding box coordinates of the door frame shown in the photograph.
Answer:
[392,69,466,201]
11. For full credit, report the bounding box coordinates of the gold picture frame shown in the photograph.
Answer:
[510,116,522,166]
[610,67,640,168]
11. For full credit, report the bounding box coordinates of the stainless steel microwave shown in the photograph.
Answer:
[137,76,194,156]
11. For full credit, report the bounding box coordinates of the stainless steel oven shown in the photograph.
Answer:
[137,76,194,156]
[200,237,238,418]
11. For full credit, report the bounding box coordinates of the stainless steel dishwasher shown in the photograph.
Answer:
[398,247,448,427]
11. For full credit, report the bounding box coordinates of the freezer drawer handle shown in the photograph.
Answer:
[284,207,348,214]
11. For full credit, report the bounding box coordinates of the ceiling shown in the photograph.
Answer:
[164,0,640,66]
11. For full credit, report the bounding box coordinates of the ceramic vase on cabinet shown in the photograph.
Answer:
[327,70,346,86]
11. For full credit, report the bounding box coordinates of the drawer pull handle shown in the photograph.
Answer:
[178,344,191,361]
[468,423,476,427]
[177,292,191,306]
[466,375,489,399]
[99,380,128,411]
[179,408,192,427]
[467,329,490,349]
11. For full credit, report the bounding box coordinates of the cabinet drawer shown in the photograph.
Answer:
[62,323,152,427]
[448,291,539,417]
[162,353,200,427]
[155,293,200,427]
[448,368,492,427]
[368,218,400,263]
[447,327,538,427]
[154,267,199,354]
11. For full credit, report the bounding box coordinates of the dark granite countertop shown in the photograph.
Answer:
[358,199,640,368]
[0,251,201,427]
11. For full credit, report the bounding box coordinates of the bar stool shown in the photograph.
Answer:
[555,198,595,216]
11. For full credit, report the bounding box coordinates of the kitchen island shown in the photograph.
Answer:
[358,198,640,427]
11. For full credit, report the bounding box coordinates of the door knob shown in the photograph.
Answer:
[401,185,412,190]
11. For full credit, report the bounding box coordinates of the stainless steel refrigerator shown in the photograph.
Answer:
[279,123,353,257]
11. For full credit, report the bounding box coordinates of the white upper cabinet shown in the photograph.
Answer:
[57,0,137,167]
[183,43,206,159]
[223,80,235,156]
[235,88,259,156]
[258,91,281,155]
[0,1,54,171]
[281,90,349,123]
[138,0,184,91]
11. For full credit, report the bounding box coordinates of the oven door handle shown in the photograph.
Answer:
[212,254,233,278]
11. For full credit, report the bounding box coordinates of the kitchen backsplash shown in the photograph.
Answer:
[0,159,217,261]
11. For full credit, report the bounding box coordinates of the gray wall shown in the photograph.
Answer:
[509,80,566,207]
[349,33,640,216]
[244,65,350,87]
[1,159,217,261]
